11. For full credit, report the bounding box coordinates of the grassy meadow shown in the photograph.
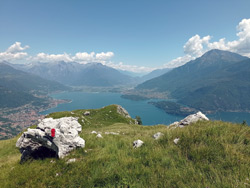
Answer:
[0,105,250,187]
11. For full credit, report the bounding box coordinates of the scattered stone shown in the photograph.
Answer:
[96,134,103,138]
[173,138,180,145]
[105,132,119,135]
[169,111,209,128]
[66,158,76,164]
[16,117,85,162]
[133,140,144,148]
[153,132,164,140]
[91,131,98,134]
[83,111,90,116]
[50,160,56,163]
[84,149,93,153]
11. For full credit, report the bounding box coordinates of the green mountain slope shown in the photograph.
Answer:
[0,86,42,108]
[0,62,69,108]
[0,105,250,187]
[136,50,250,112]
[0,62,68,93]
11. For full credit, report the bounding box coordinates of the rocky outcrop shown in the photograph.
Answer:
[16,117,85,162]
[170,111,209,128]
[116,105,131,118]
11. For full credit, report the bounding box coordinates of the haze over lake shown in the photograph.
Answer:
[41,92,250,125]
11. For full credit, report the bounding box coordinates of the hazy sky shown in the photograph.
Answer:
[1,0,250,72]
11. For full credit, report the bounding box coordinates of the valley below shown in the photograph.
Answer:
[0,97,70,140]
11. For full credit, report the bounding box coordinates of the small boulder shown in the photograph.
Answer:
[170,111,209,128]
[91,131,98,134]
[96,134,103,138]
[133,140,144,148]
[83,111,90,116]
[16,117,85,162]
[66,158,76,164]
[173,138,180,145]
[153,132,164,140]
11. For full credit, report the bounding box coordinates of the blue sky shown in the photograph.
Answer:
[0,0,250,72]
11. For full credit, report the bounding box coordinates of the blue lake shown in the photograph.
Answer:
[41,91,250,125]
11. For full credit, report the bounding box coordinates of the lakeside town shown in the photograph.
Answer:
[0,98,69,140]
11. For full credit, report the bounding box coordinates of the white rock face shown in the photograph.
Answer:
[116,105,131,118]
[16,117,85,162]
[133,140,144,148]
[153,132,164,140]
[170,111,209,128]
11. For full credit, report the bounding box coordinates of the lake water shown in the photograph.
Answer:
[41,91,250,125]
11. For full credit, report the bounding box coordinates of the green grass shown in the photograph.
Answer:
[0,105,250,187]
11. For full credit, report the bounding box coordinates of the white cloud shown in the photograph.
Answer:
[106,61,155,73]
[31,52,73,62]
[96,52,114,60]
[71,51,114,64]
[6,42,29,53]
[73,52,95,62]
[0,42,29,61]
[2,18,250,73]
[31,51,115,64]
[163,55,194,69]
[164,18,250,68]
[183,35,211,57]
[0,42,150,73]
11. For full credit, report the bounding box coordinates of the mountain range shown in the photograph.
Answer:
[13,62,137,87]
[2,49,250,112]
[0,60,172,108]
[0,63,68,108]
[135,49,250,112]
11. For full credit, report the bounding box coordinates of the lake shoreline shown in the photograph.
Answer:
[41,91,250,125]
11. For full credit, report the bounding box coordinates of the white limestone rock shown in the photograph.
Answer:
[91,131,98,134]
[16,117,85,162]
[133,140,144,148]
[170,111,209,128]
[153,132,164,140]
[83,111,90,116]
[66,158,76,164]
[96,134,103,138]
[173,138,180,145]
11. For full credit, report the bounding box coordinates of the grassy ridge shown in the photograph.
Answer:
[0,105,250,187]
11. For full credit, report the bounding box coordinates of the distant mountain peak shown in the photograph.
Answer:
[135,50,250,112]
[200,49,248,62]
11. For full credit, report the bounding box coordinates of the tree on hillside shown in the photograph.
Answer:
[135,116,142,125]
